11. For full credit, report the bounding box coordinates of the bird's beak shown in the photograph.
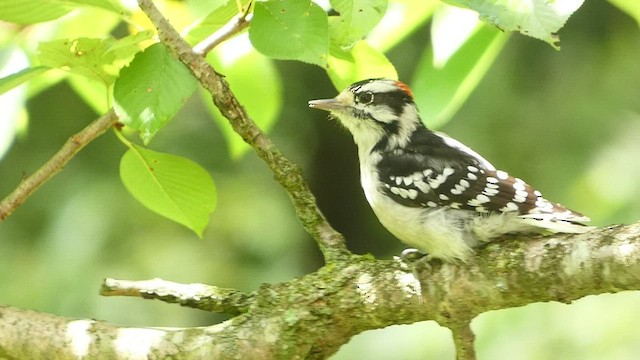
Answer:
[308,97,348,111]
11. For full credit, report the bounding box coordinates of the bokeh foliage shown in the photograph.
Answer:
[1,0,640,358]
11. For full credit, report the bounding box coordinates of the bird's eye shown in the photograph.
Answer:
[356,92,374,104]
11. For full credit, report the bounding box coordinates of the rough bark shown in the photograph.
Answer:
[1,223,639,359]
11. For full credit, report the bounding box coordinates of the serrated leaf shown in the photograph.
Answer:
[0,0,72,24]
[105,31,155,57]
[329,0,388,48]
[249,0,329,66]
[120,145,217,237]
[204,41,282,159]
[412,23,508,129]
[0,66,50,96]
[327,40,397,90]
[113,43,197,144]
[444,0,583,48]
[37,32,153,85]
[38,38,116,84]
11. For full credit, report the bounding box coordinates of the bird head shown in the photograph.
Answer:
[309,78,422,151]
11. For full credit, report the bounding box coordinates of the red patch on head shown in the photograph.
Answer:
[395,81,414,99]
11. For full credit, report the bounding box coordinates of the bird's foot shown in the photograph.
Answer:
[395,248,434,273]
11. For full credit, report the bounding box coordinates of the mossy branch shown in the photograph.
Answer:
[100,278,255,315]
[1,224,639,359]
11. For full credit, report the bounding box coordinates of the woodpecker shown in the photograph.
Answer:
[309,78,592,262]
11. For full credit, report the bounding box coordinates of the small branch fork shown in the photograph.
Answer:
[192,2,253,56]
[0,0,347,262]
[2,1,638,359]
[137,0,349,262]
[1,224,639,359]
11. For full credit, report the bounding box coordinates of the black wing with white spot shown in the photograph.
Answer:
[376,129,590,222]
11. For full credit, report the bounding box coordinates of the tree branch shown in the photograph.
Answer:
[100,278,254,315]
[0,109,118,220]
[1,224,639,359]
[192,4,252,56]
[136,0,349,263]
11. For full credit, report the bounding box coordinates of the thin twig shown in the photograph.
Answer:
[136,0,349,263]
[0,109,118,220]
[193,9,252,56]
[101,278,254,315]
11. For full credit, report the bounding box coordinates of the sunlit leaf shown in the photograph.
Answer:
[609,0,640,26]
[63,0,126,14]
[329,0,388,48]
[113,43,197,144]
[37,31,153,85]
[327,40,397,90]
[367,0,438,52]
[38,38,116,84]
[0,47,31,161]
[0,0,126,24]
[249,0,329,66]
[67,74,111,114]
[444,0,584,48]
[120,145,217,237]
[412,23,508,128]
[0,66,50,96]
[0,0,72,24]
[185,0,248,45]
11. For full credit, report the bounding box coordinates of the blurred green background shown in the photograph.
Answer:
[1,1,640,359]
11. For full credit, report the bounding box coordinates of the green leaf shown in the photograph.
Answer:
[0,0,126,24]
[37,32,153,85]
[412,23,508,128]
[67,74,111,114]
[113,43,197,144]
[329,0,388,48]
[63,0,127,14]
[444,0,584,48]
[0,0,72,24]
[367,0,438,52]
[185,0,245,45]
[327,40,398,90]
[120,145,217,237]
[38,38,116,84]
[0,66,50,96]
[204,46,282,159]
[609,0,640,26]
[0,46,30,160]
[249,0,329,66]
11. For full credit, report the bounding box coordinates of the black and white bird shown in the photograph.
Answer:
[309,78,592,263]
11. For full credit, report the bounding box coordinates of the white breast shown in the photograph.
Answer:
[359,158,477,262]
